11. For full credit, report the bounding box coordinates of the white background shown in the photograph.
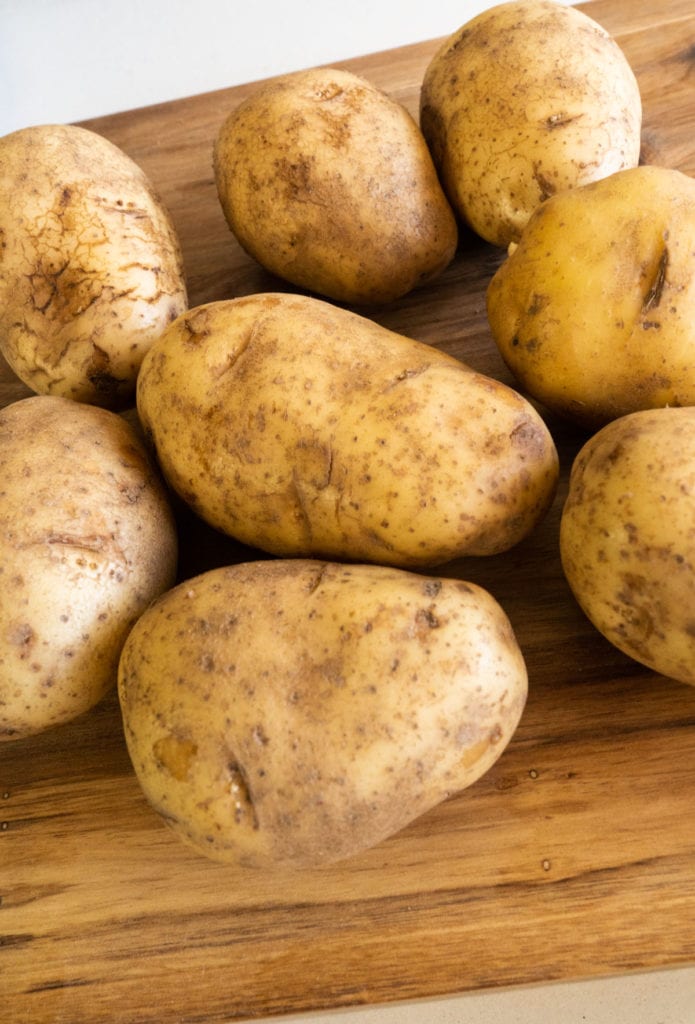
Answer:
[1,0,568,135]
[2,0,694,1020]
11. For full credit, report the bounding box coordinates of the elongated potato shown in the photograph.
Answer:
[136,293,559,567]
[0,396,178,740]
[118,559,528,868]
[561,407,695,687]
[0,124,187,408]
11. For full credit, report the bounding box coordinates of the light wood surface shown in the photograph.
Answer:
[3,2,695,1021]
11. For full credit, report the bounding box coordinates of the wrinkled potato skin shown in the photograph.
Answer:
[561,408,695,687]
[118,559,528,868]
[0,396,178,740]
[213,67,458,304]
[420,0,641,247]
[0,124,187,408]
[487,166,695,428]
[136,293,558,567]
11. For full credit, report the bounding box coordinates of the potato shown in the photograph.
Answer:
[486,165,695,428]
[0,124,187,409]
[560,408,695,687]
[118,558,527,868]
[0,395,178,740]
[213,67,458,304]
[420,0,642,247]
[136,292,559,567]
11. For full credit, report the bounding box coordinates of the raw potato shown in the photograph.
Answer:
[0,124,188,409]
[487,166,695,428]
[213,67,458,304]
[118,559,528,868]
[0,396,178,740]
[420,0,642,247]
[136,292,559,567]
[560,408,695,687]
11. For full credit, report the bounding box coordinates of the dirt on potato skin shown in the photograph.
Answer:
[0,124,187,410]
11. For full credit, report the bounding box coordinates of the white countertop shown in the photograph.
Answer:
[2,1,694,1020]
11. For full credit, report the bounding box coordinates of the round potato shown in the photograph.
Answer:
[0,124,188,409]
[560,407,695,687]
[420,0,641,246]
[118,559,528,868]
[486,165,695,428]
[136,292,559,567]
[213,66,458,304]
[0,395,178,740]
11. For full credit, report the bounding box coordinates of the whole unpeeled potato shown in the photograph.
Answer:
[487,166,695,428]
[213,67,458,304]
[118,559,528,868]
[136,292,559,567]
[560,407,695,687]
[0,396,178,740]
[0,124,187,408]
[420,0,642,246]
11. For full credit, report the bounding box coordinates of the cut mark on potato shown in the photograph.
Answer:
[19,530,131,582]
[642,245,669,313]
[306,563,330,596]
[40,531,112,552]
[153,735,198,782]
[87,343,127,397]
[543,112,582,131]
[382,365,431,391]
[532,162,557,201]
[312,83,345,103]
[227,761,259,829]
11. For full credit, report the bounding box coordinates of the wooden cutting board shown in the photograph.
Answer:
[3,1,695,1020]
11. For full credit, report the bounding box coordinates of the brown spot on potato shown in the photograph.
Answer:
[252,725,269,746]
[509,418,546,456]
[415,607,440,634]
[456,736,490,769]
[9,623,35,650]
[527,293,550,316]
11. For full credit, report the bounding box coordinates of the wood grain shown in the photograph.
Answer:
[2,2,695,1021]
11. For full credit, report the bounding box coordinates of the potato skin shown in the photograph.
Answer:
[487,166,695,428]
[560,408,695,687]
[213,67,458,304]
[118,559,527,868]
[0,124,187,409]
[420,0,641,247]
[0,396,178,740]
[136,293,558,567]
